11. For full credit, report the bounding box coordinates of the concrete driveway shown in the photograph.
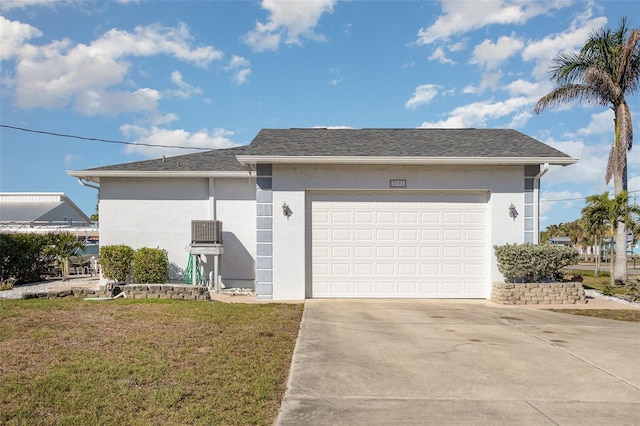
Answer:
[277,300,640,425]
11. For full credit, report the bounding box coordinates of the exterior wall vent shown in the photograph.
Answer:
[191,220,223,244]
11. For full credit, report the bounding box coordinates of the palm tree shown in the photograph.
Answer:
[581,191,638,285]
[535,18,640,282]
[44,233,85,281]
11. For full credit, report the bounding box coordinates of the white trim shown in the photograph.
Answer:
[236,155,578,166]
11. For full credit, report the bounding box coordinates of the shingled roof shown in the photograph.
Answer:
[241,128,572,158]
[75,146,247,173]
[69,128,576,180]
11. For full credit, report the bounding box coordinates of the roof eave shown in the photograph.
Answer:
[235,155,578,166]
[67,170,251,181]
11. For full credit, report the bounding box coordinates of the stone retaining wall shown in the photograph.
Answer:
[22,284,211,301]
[492,282,586,305]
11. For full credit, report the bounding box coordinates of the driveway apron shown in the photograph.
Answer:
[276,299,640,425]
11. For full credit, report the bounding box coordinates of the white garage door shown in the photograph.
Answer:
[311,192,488,298]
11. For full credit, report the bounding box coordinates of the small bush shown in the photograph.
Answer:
[624,278,640,302]
[0,278,17,291]
[494,243,580,283]
[602,284,615,296]
[133,247,169,284]
[0,234,52,284]
[100,245,135,282]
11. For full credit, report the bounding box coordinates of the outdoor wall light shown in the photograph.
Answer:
[282,202,293,218]
[508,203,518,220]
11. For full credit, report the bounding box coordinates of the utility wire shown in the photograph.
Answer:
[0,124,211,151]
[540,189,640,203]
[4,123,639,204]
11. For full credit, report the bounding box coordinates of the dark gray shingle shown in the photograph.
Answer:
[73,128,573,174]
[78,146,248,172]
[244,128,571,158]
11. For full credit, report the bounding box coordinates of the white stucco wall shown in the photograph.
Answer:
[99,177,255,286]
[270,164,526,300]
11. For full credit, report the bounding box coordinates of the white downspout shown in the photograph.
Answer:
[208,177,216,220]
[533,163,550,244]
[77,178,99,190]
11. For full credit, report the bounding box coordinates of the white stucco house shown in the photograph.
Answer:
[69,128,576,300]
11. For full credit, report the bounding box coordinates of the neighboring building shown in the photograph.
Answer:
[69,128,577,300]
[0,192,96,240]
[547,236,571,246]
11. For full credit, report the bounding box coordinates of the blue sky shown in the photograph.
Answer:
[1,0,638,229]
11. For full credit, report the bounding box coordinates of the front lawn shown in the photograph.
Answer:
[0,298,303,425]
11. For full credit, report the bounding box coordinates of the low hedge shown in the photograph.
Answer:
[100,245,168,284]
[494,243,579,283]
[133,247,169,284]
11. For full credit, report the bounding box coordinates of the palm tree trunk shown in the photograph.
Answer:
[595,237,601,276]
[613,159,628,284]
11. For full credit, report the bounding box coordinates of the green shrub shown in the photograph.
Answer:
[602,284,615,296]
[99,245,135,282]
[0,234,53,284]
[133,247,169,284]
[494,243,580,283]
[624,278,640,302]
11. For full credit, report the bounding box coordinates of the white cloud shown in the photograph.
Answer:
[416,0,571,45]
[243,0,336,51]
[462,84,479,94]
[428,46,455,64]
[505,78,549,98]
[224,55,251,85]
[419,96,530,128]
[522,14,607,79]
[64,153,81,166]
[575,109,614,136]
[3,18,223,116]
[542,136,609,188]
[0,0,57,11]
[0,16,43,60]
[539,189,584,222]
[508,110,532,128]
[74,87,161,116]
[120,125,238,158]
[169,70,203,98]
[329,77,343,86]
[471,35,524,70]
[405,84,440,109]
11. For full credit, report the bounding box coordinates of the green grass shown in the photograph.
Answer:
[566,268,629,294]
[0,298,303,425]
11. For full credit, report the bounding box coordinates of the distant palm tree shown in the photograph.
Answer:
[535,18,640,282]
[581,191,638,285]
[44,233,85,281]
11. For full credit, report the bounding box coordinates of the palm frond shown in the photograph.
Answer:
[584,66,619,100]
[618,28,640,94]
[534,84,604,113]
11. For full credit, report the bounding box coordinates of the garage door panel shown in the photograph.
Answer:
[354,246,373,257]
[312,196,488,298]
[354,211,373,223]
[331,229,351,240]
[354,281,373,293]
[399,246,418,257]
[354,229,373,241]
[421,229,440,241]
[443,212,463,224]
[399,229,419,241]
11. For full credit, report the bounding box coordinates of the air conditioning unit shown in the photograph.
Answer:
[191,220,223,244]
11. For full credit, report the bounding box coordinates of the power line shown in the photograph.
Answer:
[540,189,640,203]
[0,124,211,151]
